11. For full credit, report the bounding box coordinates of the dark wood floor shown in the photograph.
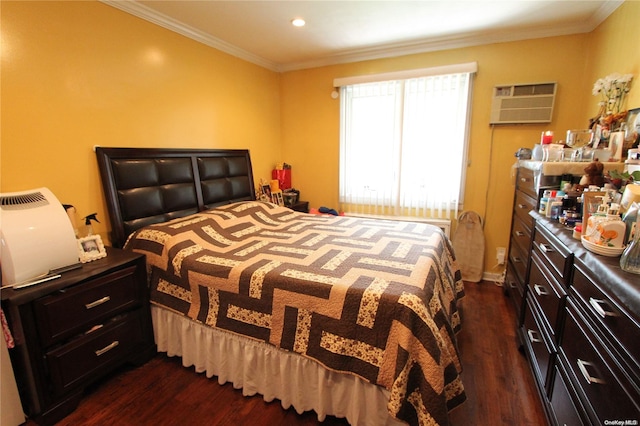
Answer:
[29,281,547,425]
[448,282,547,426]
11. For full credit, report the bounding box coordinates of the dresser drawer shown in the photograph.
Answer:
[514,190,536,228]
[532,224,572,286]
[46,311,144,395]
[516,167,537,199]
[34,266,140,346]
[528,252,566,339]
[511,214,532,254]
[571,261,640,375]
[549,362,586,426]
[561,302,640,424]
[505,263,524,321]
[523,295,554,390]
[509,241,529,284]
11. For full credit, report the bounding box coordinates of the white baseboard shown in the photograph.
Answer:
[482,271,505,285]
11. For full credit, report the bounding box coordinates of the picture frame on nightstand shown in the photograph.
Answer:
[77,234,107,263]
[260,183,272,202]
[272,190,284,206]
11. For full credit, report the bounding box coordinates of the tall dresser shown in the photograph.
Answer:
[505,161,623,324]
[506,160,639,425]
[505,165,539,322]
[505,161,585,324]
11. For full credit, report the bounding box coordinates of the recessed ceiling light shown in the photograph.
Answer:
[291,18,305,27]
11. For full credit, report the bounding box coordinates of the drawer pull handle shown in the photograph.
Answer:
[577,359,605,385]
[512,257,522,264]
[95,341,119,357]
[85,324,104,335]
[515,231,525,237]
[534,284,549,296]
[588,298,618,318]
[538,243,553,253]
[85,296,111,310]
[520,177,529,183]
[527,329,542,344]
[509,282,517,290]
[518,203,527,209]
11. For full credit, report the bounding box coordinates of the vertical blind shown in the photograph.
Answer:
[338,65,475,219]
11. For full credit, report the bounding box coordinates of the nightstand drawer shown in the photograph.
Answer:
[35,266,140,346]
[46,311,143,395]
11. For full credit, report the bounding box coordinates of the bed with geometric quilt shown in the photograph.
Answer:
[96,148,465,426]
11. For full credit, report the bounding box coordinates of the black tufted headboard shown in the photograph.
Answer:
[96,147,256,248]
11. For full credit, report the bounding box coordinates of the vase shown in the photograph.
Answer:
[620,216,640,274]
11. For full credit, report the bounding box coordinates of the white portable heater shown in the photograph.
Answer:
[0,187,80,287]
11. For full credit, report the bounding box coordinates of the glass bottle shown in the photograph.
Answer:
[620,216,640,274]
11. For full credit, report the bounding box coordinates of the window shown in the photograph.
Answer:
[337,63,476,219]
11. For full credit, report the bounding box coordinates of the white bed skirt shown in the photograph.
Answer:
[151,306,404,426]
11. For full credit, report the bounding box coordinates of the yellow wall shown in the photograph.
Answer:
[2,1,639,273]
[585,1,640,109]
[281,1,640,273]
[1,1,282,241]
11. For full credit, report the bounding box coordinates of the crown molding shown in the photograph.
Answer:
[102,0,624,74]
[591,0,625,27]
[280,0,624,72]
[101,0,280,71]
[279,26,579,72]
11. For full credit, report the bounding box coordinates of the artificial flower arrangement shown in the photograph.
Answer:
[591,72,634,132]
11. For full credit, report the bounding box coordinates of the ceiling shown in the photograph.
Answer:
[103,0,623,72]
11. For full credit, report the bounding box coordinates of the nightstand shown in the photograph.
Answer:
[1,247,155,425]
[290,201,309,213]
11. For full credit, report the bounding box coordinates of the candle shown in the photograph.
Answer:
[541,131,553,144]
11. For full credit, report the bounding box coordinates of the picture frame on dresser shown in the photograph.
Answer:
[624,107,640,151]
[609,131,625,161]
[581,191,606,236]
[77,234,107,263]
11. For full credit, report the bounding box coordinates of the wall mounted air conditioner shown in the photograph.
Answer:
[489,82,557,124]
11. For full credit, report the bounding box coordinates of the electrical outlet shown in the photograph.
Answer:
[496,247,506,265]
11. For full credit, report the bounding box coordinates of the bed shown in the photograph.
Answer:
[96,147,466,426]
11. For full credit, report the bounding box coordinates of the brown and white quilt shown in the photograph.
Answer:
[124,201,466,425]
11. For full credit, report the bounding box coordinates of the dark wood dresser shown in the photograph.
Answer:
[505,165,538,323]
[521,213,640,425]
[505,161,624,326]
[1,247,156,425]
